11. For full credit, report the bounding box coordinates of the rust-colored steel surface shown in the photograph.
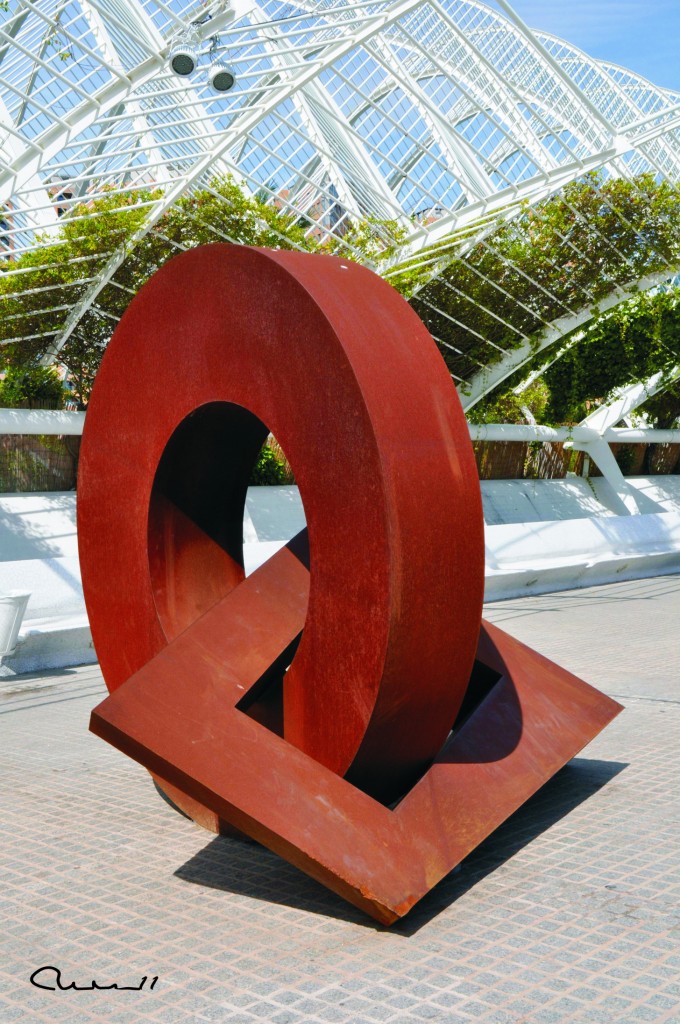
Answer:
[80,245,622,924]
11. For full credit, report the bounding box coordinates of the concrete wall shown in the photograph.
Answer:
[1,480,679,675]
[484,509,680,600]
[481,475,680,524]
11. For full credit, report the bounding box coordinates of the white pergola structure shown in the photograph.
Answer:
[1,0,680,507]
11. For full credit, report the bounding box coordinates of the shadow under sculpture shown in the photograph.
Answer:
[79,245,622,925]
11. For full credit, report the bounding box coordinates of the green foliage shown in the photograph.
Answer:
[1,174,405,407]
[402,172,680,383]
[0,177,313,403]
[392,169,680,425]
[249,443,289,485]
[544,288,680,423]
[466,285,680,427]
[162,174,315,252]
[0,186,156,374]
[336,218,407,265]
[467,378,549,424]
[7,164,679,428]
[0,365,65,408]
[643,380,680,428]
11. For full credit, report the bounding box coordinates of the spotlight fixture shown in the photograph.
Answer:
[169,27,199,76]
[167,22,235,93]
[207,56,236,92]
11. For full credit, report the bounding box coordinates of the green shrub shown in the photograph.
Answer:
[249,443,289,485]
[0,365,66,408]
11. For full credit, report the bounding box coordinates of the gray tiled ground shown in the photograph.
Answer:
[1,574,679,1024]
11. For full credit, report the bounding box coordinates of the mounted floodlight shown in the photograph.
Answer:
[207,56,236,92]
[169,27,200,76]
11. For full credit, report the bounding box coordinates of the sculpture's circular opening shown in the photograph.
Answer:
[147,400,306,643]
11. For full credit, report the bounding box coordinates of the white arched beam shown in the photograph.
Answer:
[0,2,242,204]
[580,366,680,434]
[367,37,497,201]
[249,7,409,226]
[78,0,173,188]
[40,0,427,363]
[492,0,618,152]
[402,2,565,177]
[459,270,677,411]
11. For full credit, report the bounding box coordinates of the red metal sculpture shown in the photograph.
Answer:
[80,245,622,924]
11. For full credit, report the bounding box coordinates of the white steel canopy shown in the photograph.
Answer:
[1,0,680,396]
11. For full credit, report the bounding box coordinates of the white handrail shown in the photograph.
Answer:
[1,409,677,443]
[468,423,680,444]
[0,408,85,435]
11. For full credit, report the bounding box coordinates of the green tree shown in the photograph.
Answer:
[403,172,680,385]
[0,365,65,408]
[0,186,156,376]
[543,288,680,423]
[1,175,405,405]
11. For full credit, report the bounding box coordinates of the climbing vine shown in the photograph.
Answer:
[403,172,680,385]
[3,168,680,423]
[0,175,405,406]
[543,288,680,424]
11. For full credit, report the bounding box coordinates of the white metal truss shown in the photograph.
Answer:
[580,367,680,435]
[559,367,680,514]
[457,270,679,411]
[0,0,679,385]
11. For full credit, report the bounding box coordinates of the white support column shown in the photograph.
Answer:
[566,437,643,515]
[467,421,680,516]
[568,365,680,515]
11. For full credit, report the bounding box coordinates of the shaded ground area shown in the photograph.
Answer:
[1,576,679,1024]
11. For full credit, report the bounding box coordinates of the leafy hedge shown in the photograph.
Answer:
[407,172,680,390]
[544,289,680,423]
[250,443,292,486]
[0,365,65,408]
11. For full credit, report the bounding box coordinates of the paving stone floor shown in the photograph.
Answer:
[1,574,679,1024]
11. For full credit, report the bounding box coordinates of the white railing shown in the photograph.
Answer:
[1,409,678,516]
[468,424,680,444]
[0,408,85,435]
[469,424,680,515]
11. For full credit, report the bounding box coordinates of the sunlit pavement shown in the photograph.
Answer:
[1,575,679,1024]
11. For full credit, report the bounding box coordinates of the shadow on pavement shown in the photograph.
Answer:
[173,756,627,935]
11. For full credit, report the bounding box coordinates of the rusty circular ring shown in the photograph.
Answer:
[78,245,485,807]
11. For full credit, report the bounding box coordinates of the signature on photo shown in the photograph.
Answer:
[30,966,159,992]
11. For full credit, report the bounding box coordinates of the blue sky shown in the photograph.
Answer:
[508,1,680,92]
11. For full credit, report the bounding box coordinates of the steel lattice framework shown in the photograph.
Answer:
[1,0,680,402]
